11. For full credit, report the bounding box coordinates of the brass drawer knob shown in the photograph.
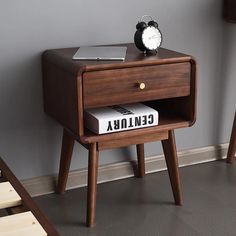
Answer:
[139,82,146,90]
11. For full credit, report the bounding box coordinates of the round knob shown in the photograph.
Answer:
[139,82,146,90]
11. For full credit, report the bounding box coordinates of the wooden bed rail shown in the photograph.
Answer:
[0,157,59,236]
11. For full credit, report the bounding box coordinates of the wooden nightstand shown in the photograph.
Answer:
[227,112,236,163]
[42,43,197,227]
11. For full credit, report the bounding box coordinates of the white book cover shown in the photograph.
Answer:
[84,103,159,134]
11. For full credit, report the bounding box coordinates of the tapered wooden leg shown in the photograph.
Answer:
[87,143,99,227]
[227,112,236,163]
[161,130,183,205]
[57,129,75,194]
[136,144,145,177]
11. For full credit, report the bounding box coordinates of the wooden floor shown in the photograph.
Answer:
[34,160,236,236]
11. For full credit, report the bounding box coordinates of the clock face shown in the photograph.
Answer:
[142,26,162,50]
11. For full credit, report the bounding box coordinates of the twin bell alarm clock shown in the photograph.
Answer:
[134,15,162,53]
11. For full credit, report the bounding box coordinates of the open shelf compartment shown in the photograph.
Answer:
[81,96,194,144]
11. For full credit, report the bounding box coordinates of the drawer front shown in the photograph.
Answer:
[83,62,191,108]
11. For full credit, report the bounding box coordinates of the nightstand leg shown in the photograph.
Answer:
[161,130,183,205]
[227,112,236,163]
[87,143,99,227]
[57,129,75,194]
[136,144,145,177]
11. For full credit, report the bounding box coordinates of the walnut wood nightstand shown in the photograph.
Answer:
[42,43,197,227]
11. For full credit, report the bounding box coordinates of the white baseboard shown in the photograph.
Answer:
[22,143,229,197]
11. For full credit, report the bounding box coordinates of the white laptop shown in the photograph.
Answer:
[72,46,127,61]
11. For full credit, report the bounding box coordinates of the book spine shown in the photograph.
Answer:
[98,111,158,134]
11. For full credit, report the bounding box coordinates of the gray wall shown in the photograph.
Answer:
[0,0,233,180]
[214,23,236,144]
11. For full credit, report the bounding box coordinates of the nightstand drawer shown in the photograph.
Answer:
[83,62,191,108]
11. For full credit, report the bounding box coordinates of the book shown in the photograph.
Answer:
[84,103,159,134]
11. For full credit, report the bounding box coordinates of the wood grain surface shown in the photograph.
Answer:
[83,62,191,108]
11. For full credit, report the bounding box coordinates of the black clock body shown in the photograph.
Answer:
[134,17,162,52]
[134,30,146,52]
